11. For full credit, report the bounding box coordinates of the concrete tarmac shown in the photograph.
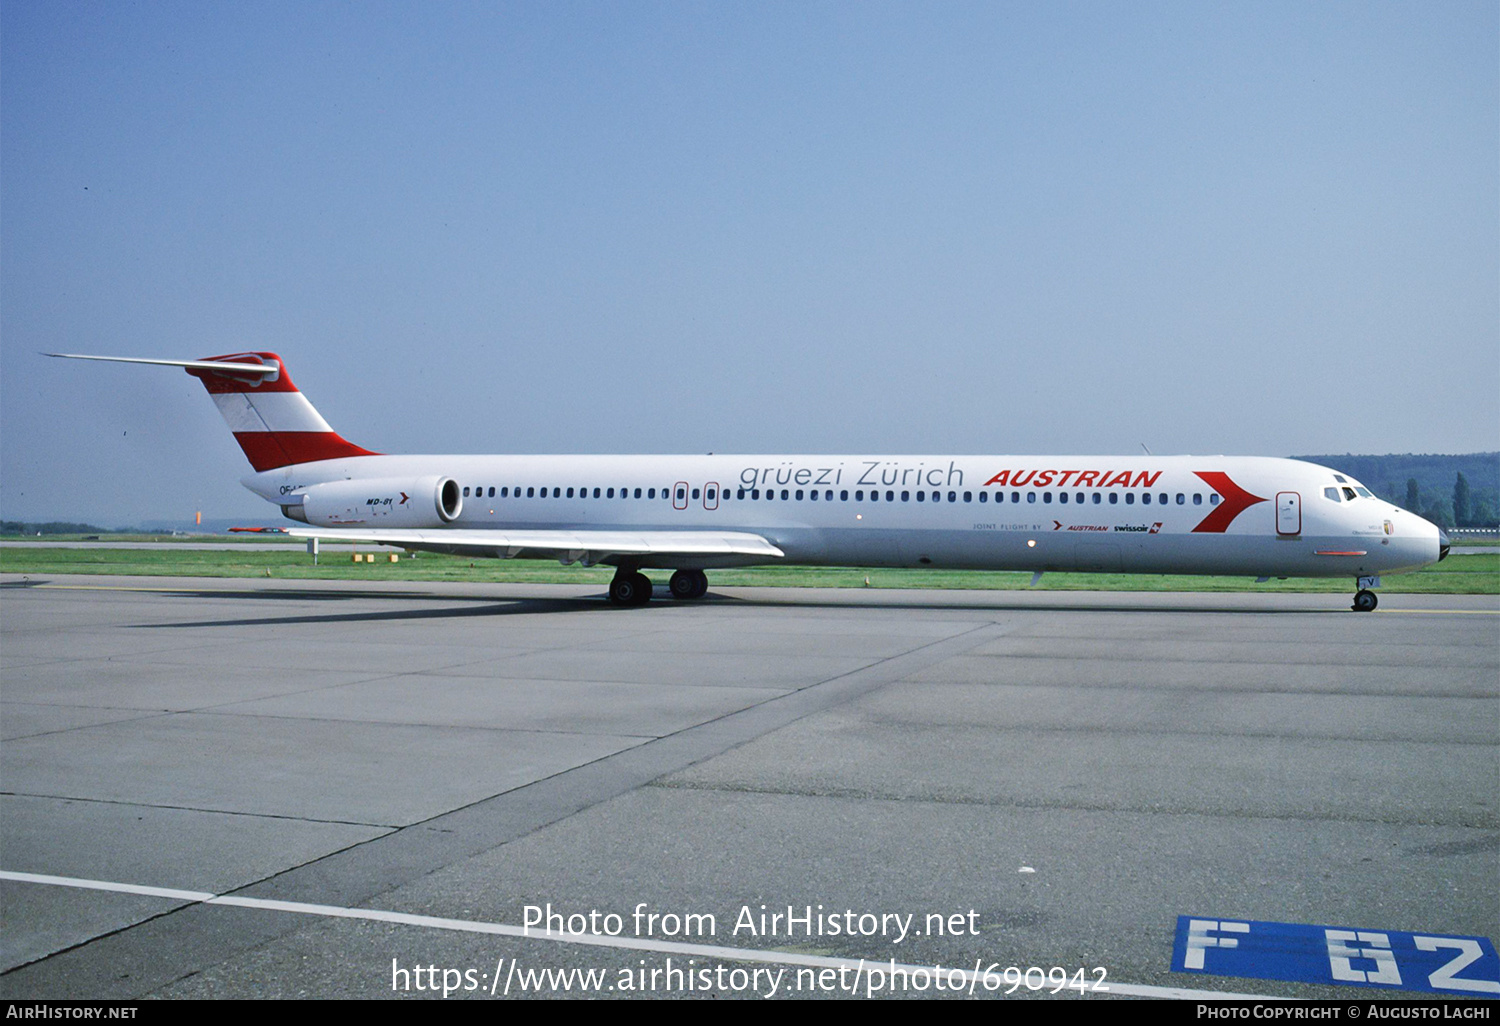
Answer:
[1,574,1495,1000]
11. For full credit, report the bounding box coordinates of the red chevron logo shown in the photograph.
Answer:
[1192,472,1267,533]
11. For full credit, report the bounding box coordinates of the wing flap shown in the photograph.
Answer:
[282,527,784,564]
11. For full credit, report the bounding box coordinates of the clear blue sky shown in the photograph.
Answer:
[3,1,1495,525]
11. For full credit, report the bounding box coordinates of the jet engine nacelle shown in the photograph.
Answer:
[282,476,462,527]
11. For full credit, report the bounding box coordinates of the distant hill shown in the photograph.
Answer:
[0,520,121,536]
[1292,453,1499,528]
[2,517,285,537]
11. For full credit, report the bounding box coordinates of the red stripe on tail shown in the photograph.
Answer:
[231,431,378,473]
[186,352,300,393]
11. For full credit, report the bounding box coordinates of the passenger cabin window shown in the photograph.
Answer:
[1108,493,1117,504]
[1210,494,1220,505]
[463,487,470,497]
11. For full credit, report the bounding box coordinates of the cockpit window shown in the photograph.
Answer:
[1342,487,1357,501]
[1334,474,1347,483]
[1324,487,1341,502]
[1355,487,1373,497]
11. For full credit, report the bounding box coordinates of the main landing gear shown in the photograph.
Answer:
[1352,575,1380,613]
[608,570,654,606]
[669,569,709,600]
[608,569,709,605]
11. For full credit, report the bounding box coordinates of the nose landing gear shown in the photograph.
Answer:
[1352,575,1381,612]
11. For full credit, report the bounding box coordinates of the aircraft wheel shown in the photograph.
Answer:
[609,572,652,606]
[608,575,636,605]
[670,569,708,600]
[1352,589,1378,613]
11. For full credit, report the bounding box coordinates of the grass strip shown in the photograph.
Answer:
[3,546,1494,594]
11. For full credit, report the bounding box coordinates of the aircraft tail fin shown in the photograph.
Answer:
[47,351,378,471]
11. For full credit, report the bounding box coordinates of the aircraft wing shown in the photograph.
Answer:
[281,526,785,565]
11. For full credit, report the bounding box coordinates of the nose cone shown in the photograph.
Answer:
[1438,529,1450,562]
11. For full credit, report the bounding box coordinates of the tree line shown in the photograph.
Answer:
[1395,472,1497,530]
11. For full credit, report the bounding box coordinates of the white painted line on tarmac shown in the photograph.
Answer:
[2,868,1286,1000]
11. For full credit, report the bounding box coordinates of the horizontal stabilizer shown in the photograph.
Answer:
[46,353,280,376]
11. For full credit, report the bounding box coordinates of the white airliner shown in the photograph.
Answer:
[49,351,1449,610]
